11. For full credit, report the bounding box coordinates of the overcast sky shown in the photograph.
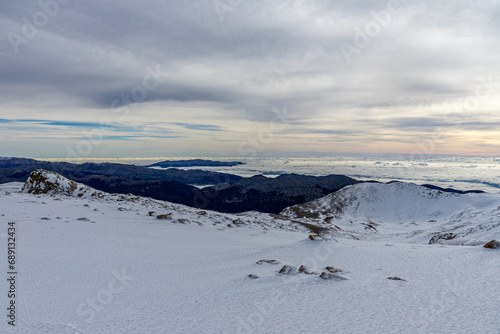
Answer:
[1,0,499,158]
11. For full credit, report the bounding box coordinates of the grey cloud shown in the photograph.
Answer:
[171,123,223,132]
[1,0,500,156]
[389,117,500,131]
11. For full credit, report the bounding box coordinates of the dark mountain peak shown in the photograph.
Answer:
[146,159,245,168]
[276,173,303,178]
[249,174,268,179]
[421,184,485,194]
[0,157,39,168]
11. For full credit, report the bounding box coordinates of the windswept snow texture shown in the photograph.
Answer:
[0,172,499,333]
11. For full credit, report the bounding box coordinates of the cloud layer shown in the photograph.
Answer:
[1,0,500,157]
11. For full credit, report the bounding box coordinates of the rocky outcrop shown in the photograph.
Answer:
[298,265,316,275]
[319,272,347,280]
[22,169,97,197]
[429,233,458,244]
[278,265,296,275]
[484,240,500,249]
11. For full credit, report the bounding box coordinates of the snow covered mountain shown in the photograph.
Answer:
[18,169,305,232]
[281,181,500,245]
[0,171,498,333]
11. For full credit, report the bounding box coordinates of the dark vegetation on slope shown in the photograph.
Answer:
[79,175,198,204]
[192,174,360,214]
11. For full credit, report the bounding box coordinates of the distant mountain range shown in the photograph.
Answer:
[146,159,245,168]
[193,173,359,214]
[0,157,242,185]
[0,157,486,215]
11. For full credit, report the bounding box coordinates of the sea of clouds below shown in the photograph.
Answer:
[49,155,500,194]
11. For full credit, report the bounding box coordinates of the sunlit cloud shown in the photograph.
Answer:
[1,0,499,157]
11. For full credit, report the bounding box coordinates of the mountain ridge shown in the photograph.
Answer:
[193,173,360,214]
[280,181,500,245]
[146,159,244,168]
[0,157,243,186]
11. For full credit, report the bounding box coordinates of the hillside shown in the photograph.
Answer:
[195,173,359,214]
[281,182,500,245]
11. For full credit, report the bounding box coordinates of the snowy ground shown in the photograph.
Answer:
[0,177,499,333]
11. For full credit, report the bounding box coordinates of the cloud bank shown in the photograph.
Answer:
[1,0,499,157]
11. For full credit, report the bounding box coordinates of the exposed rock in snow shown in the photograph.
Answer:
[23,169,82,196]
[429,233,457,244]
[484,240,500,249]
[22,169,120,200]
[325,266,343,273]
[256,259,280,265]
[298,265,317,275]
[319,272,347,280]
[278,265,296,275]
[388,277,406,281]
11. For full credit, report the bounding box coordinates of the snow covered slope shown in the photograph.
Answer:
[18,169,303,232]
[281,181,500,245]
[0,172,499,333]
